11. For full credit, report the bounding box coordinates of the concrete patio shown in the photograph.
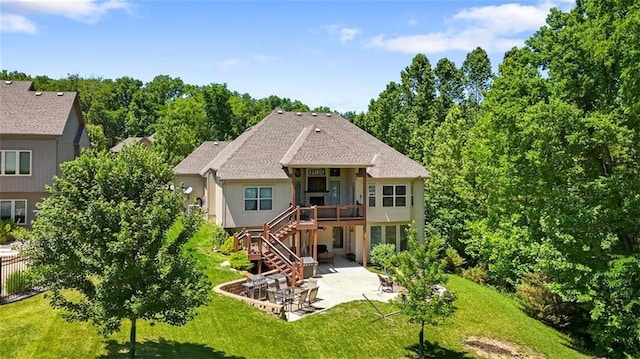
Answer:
[286,255,398,321]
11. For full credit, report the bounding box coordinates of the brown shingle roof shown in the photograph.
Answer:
[175,141,229,174]
[199,110,429,180]
[110,136,154,152]
[0,80,78,136]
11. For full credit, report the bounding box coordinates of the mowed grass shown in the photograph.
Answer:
[0,224,590,358]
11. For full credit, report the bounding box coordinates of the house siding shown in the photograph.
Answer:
[175,174,206,207]
[220,180,291,228]
[0,138,57,193]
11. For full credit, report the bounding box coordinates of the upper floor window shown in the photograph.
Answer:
[382,185,406,207]
[244,187,273,211]
[0,200,27,225]
[1,150,31,175]
[368,185,376,207]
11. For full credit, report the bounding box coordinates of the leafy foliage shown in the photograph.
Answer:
[228,252,252,271]
[26,145,209,358]
[6,270,34,294]
[0,220,28,244]
[516,272,575,329]
[219,236,235,255]
[392,225,456,359]
[369,243,396,272]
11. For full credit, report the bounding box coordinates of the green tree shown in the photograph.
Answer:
[461,47,492,105]
[27,145,209,358]
[85,123,107,151]
[202,83,234,141]
[153,95,206,166]
[392,225,456,359]
[434,58,464,123]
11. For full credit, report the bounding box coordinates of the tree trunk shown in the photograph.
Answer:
[129,317,137,359]
[419,322,425,359]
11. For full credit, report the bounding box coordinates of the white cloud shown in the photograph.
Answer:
[0,13,37,34]
[218,59,242,70]
[339,27,360,43]
[367,0,571,54]
[1,0,132,24]
[326,24,361,43]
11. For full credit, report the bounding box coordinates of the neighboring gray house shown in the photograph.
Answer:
[0,80,91,228]
[175,109,429,270]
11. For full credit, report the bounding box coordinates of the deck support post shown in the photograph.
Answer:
[362,168,368,268]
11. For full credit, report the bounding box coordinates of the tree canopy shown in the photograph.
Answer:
[27,145,210,358]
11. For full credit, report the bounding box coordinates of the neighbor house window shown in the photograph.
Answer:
[368,185,376,207]
[244,187,273,211]
[1,150,31,175]
[382,185,406,207]
[0,200,27,225]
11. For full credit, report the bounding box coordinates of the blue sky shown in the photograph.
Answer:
[1,0,573,112]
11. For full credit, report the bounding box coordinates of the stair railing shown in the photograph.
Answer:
[262,234,301,285]
[267,205,298,236]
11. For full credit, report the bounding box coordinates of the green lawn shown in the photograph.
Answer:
[0,226,591,358]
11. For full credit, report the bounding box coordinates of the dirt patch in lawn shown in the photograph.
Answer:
[464,336,544,359]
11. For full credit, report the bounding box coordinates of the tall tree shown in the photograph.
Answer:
[400,53,437,127]
[466,1,640,355]
[461,47,492,105]
[202,83,234,141]
[434,58,464,123]
[27,146,209,358]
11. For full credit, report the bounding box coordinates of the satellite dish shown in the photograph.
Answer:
[183,187,193,195]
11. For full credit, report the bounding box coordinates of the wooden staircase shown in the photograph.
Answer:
[235,206,316,286]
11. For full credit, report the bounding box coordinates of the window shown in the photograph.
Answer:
[244,187,273,211]
[1,150,31,175]
[370,226,382,247]
[370,224,411,252]
[0,200,27,225]
[368,185,376,207]
[329,168,341,177]
[382,185,406,207]
[385,226,397,250]
[329,181,340,205]
[332,227,344,249]
[399,224,409,251]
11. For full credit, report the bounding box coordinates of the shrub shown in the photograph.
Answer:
[443,247,465,274]
[6,270,33,294]
[228,252,253,271]
[462,266,486,284]
[210,224,230,249]
[516,272,574,329]
[0,220,26,245]
[220,236,235,255]
[370,243,396,271]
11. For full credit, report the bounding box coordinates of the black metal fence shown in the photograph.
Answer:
[0,253,36,304]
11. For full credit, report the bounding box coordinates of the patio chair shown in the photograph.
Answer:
[267,289,280,304]
[362,293,400,321]
[304,277,319,289]
[307,286,319,305]
[276,277,289,291]
[293,288,309,311]
[378,274,394,293]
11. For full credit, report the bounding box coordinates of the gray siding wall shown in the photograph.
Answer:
[0,138,57,193]
[57,107,89,173]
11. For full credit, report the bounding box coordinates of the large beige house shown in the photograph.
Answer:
[0,80,91,228]
[175,109,428,282]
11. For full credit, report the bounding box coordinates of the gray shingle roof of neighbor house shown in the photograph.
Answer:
[175,141,230,174]
[0,80,79,136]
[110,136,155,152]
[198,109,430,180]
